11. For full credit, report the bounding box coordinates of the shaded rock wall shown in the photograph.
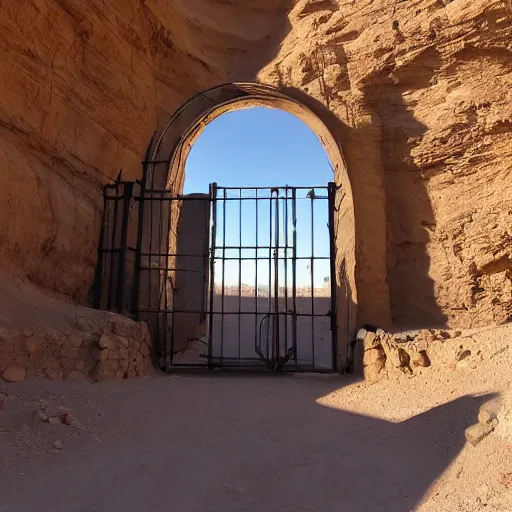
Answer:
[0,0,510,354]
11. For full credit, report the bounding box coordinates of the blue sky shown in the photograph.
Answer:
[184,107,333,288]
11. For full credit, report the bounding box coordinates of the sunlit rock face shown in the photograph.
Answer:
[0,0,510,343]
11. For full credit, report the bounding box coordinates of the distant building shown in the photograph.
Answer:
[323,276,330,288]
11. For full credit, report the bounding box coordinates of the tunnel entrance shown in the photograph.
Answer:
[94,82,362,373]
[95,180,338,372]
[161,183,337,371]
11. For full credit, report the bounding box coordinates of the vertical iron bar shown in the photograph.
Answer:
[107,181,120,311]
[292,188,298,362]
[221,188,227,364]
[273,190,280,368]
[238,188,242,360]
[169,196,175,365]
[328,182,339,372]
[284,189,289,360]
[254,188,258,357]
[310,190,315,369]
[116,181,133,313]
[149,176,154,358]
[164,190,170,366]
[156,189,163,364]
[268,190,273,364]
[208,183,217,368]
[93,187,108,309]
[131,134,154,320]
[131,179,147,319]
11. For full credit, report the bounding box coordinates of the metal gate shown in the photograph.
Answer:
[94,180,338,372]
[206,185,337,372]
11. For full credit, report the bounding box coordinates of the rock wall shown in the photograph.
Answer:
[0,0,511,371]
[355,323,512,385]
[257,0,512,329]
[0,320,153,383]
[0,270,153,382]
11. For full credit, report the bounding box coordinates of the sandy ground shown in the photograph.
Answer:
[1,323,512,512]
[173,293,333,369]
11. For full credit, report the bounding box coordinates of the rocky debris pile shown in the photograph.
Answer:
[465,398,502,446]
[0,313,154,383]
[353,326,501,383]
[35,406,80,427]
[355,327,437,382]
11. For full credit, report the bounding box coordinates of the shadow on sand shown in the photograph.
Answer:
[0,373,496,512]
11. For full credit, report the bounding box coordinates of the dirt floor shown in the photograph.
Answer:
[1,326,512,511]
[173,292,334,369]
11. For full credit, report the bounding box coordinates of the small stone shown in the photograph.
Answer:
[465,422,495,446]
[99,334,115,350]
[53,440,63,450]
[411,350,431,368]
[2,366,26,383]
[48,417,61,425]
[37,409,48,422]
[456,348,472,362]
[356,328,367,341]
[44,406,73,420]
[478,399,502,425]
[63,412,79,426]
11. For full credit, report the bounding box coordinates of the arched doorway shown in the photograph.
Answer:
[95,83,361,372]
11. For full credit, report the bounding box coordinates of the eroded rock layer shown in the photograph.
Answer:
[258,0,512,328]
[0,0,510,376]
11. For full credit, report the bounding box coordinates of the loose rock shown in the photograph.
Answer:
[44,406,73,420]
[36,409,48,422]
[48,417,61,425]
[478,398,502,425]
[456,348,472,362]
[356,328,367,341]
[53,440,63,450]
[411,350,431,368]
[363,347,387,382]
[465,422,495,446]
[63,412,79,426]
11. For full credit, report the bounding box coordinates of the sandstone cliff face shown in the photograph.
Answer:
[0,0,511,339]
[258,0,512,328]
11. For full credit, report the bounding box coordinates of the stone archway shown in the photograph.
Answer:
[138,82,390,367]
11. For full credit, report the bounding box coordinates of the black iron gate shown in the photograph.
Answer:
[95,181,338,372]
